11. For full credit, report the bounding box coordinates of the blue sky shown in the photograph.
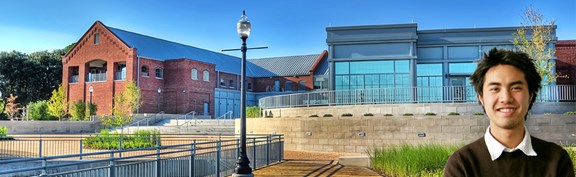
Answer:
[0,0,574,59]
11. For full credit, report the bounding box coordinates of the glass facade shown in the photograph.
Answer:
[335,60,411,103]
[417,64,443,102]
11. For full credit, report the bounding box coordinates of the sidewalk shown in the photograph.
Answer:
[252,160,383,177]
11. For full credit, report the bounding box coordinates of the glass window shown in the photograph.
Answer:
[448,46,479,60]
[94,34,100,45]
[141,66,149,77]
[248,83,253,90]
[274,80,280,92]
[191,68,198,80]
[220,79,225,86]
[417,64,442,76]
[229,80,235,88]
[394,60,410,73]
[299,80,306,91]
[203,70,209,81]
[449,63,477,74]
[335,62,349,74]
[285,81,292,91]
[155,68,163,78]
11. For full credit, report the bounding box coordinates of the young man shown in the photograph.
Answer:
[444,48,574,176]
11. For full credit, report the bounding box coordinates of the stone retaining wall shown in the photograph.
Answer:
[237,114,576,153]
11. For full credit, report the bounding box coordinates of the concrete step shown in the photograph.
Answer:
[115,126,234,135]
[156,119,235,126]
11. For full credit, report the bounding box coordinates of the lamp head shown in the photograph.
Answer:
[237,10,251,39]
[89,86,93,93]
[157,88,161,93]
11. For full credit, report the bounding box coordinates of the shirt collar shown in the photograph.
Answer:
[484,126,537,161]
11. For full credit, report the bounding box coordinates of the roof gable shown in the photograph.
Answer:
[248,54,321,77]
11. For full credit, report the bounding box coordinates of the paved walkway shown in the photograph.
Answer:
[252,160,383,177]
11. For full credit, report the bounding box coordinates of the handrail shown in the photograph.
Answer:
[259,85,576,109]
[217,111,234,120]
[176,111,197,127]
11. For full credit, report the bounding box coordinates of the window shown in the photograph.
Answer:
[141,66,149,77]
[155,68,163,78]
[299,80,306,91]
[203,70,209,81]
[285,81,292,91]
[115,63,126,80]
[274,80,280,92]
[248,83,253,90]
[94,34,100,45]
[220,79,225,87]
[229,80,235,88]
[191,68,198,80]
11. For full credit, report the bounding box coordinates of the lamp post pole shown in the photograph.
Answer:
[89,86,93,105]
[157,88,162,112]
[234,10,253,177]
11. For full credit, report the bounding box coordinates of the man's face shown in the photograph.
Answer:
[478,64,532,130]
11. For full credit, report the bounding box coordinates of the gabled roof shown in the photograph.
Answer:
[106,25,245,75]
[248,54,322,77]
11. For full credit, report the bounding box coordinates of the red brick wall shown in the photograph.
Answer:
[62,21,136,115]
[138,58,165,113]
[217,72,240,90]
[163,59,216,115]
[556,40,576,85]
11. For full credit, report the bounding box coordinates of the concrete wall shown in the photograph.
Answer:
[236,114,576,154]
[0,120,102,134]
[263,102,576,118]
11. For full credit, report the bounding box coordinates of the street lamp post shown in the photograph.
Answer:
[89,86,93,105]
[157,88,162,112]
[234,10,253,177]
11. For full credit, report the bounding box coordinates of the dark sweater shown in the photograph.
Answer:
[444,136,574,177]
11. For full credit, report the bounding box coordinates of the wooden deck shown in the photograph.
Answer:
[252,160,382,177]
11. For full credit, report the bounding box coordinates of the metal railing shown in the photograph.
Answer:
[0,134,284,177]
[217,111,233,120]
[87,73,107,82]
[259,85,576,109]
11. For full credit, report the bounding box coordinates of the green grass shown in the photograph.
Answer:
[370,144,458,177]
[567,147,576,174]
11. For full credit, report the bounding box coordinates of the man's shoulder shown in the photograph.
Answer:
[452,137,486,157]
[531,136,567,155]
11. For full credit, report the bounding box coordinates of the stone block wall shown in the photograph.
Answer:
[237,115,576,154]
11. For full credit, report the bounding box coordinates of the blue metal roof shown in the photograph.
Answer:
[106,26,245,75]
[248,54,321,77]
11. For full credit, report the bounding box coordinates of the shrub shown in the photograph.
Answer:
[363,113,374,116]
[370,144,459,177]
[448,112,460,116]
[384,113,394,116]
[309,114,319,117]
[83,129,160,149]
[425,112,436,116]
[564,111,576,115]
[0,126,14,140]
[71,100,86,121]
[341,113,353,117]
[28,100,55,120]
[246,106,260,118]
[473,112,484,115]
[323,114,333,117]
[85,102,97,120]
[403,113,414,116]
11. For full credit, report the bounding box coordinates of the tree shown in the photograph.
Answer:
[513,5,556,84]
[101,81,141,129]
[47,84,67,119]
[0,50,62,105]
[4,94,19,119]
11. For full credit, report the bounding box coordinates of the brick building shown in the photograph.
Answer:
[556,40,576,85]
[62,21,328,117]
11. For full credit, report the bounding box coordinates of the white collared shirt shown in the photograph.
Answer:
[484,126,538,161]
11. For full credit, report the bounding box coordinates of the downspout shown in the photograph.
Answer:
[136,50,140,114]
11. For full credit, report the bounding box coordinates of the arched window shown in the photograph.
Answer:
[141,66,149,77]
[191,68,198,80]
[203,70,210,81]
[299,80,306,91]
[155,68,163,78]
[285,81,292,91]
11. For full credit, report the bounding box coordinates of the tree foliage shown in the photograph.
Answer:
[101,81,141,128]
[71,100,86,121]
[28,100,54,120]
[4,94,19,119]
[513,5,556,84]
[0,50,63,105]
[47,84,67,119]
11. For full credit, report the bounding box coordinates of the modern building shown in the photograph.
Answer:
[62,21,327,117]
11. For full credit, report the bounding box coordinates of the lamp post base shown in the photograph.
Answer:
[232,173,254,177]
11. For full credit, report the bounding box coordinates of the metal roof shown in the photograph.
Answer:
[106,26,245,75]
[248,54,321,77]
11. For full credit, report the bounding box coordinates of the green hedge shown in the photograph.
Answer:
[371,144,458,176]
[71,100,86,121]
[83,129,160,149]
[28,100,55,120]
[246,106,260,118]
